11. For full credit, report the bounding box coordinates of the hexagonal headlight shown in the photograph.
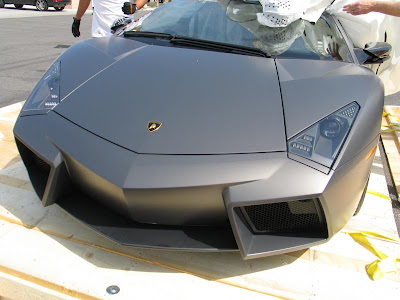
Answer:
[288,102,360,168]
[23,61,61,114]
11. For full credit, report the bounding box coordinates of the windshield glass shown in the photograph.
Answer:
[127,0,352,61]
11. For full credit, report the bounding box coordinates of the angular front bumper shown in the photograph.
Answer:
[14,111,377,258]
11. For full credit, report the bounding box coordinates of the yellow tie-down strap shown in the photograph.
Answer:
[381,123,400,133]
[367,190,391,200]
[359,185,399,279]
[382,112,400,133]
[383,112,399,119]
[345,231,400,281]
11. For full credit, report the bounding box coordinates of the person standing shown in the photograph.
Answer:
[343,0,400,16]
[72,0,147,38]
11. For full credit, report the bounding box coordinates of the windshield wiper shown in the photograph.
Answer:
[124,32,270,58]
[124,31,174,40]
[170,35,271,58]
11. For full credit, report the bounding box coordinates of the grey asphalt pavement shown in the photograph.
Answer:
[0,7,151,108]
[0,8,92,108]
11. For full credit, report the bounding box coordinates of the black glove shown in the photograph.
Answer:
[122,2,136,15]
[72,17,81,38]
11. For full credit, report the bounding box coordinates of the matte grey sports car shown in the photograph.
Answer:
[14,0,390,259]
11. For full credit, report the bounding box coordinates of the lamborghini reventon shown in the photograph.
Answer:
[13,0,390,259]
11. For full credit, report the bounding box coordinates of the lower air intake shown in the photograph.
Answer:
[15,139,51,200]
[241,199,326,234]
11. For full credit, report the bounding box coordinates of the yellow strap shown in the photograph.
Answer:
[346,230,400,243]
[367,190,391,200]
[382,123,400,128]
[367,258,400,281]
[348,233,388,259]
[381,121,400,132]
[347,231,400,280]
[381,129,400,133]
[382,112,400,122]
[383,112,398,119]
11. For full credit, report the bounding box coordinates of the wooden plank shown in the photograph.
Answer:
[0,103,399,299]
[0,104,20,170]
[0,270,76,300]
[0,220,279,300]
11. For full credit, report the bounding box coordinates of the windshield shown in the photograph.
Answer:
[127,0,352,61]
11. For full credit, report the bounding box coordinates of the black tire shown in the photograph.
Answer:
[54,6,65,11]
[0,0,5,9]
[14,4,24,8]
[354,176,370,216]
[35,0,48,11]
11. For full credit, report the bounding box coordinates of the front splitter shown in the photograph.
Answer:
[57,192,238,251]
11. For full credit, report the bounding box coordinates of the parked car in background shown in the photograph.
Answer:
[0,0,71,11]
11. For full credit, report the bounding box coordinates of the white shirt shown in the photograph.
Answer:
[92,0,134,37]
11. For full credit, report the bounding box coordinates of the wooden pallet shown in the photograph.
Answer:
[0,103,399,300]
[382,106,400,197]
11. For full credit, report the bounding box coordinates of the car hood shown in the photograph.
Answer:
[55,37,286,155]
[275,58,378,139]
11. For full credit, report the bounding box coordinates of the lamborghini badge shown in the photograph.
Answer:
[147,121,162,133]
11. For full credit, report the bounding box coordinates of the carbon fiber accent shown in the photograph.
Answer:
[241,199,326,234]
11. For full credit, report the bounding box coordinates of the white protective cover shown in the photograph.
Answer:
[257,0,400,94]
[257,0,333,27]
[225,0,305,55]
[226,1,346,57]
[377,16,400,95]
[327,0,400,95]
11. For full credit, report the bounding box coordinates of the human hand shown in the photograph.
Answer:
[72,17,81,37]
[327,42,342,61]
[122,2,136,15]
[343,0,376,15]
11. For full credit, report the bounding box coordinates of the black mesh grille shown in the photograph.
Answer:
[242,199,326,234]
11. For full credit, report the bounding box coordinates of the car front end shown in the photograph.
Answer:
[14,0,385,259]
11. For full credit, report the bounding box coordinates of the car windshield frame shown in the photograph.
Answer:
[125,0,353,62]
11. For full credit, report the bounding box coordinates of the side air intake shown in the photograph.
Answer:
[15,138,51,200]
[241,199,326,235]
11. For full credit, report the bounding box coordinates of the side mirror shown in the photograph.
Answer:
[354,42,392,65]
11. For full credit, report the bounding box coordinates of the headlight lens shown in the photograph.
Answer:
[23,61,61,113]
[288,102,360,168]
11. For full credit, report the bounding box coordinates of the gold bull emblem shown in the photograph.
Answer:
[147,121,162,132]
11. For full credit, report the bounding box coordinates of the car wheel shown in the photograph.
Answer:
[35,0,48,11]
[0,0,5,8]
[353,176,370,216]
[14,4,24,8]
[54,6,65,11]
